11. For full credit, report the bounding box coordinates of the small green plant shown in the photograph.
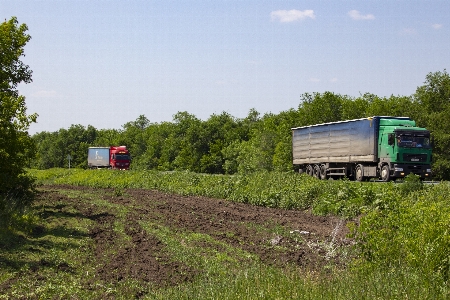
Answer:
[114,187,124,197]
[400,173,424,195]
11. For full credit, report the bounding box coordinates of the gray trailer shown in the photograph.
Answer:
[88,147,110,168]
[292,117,432,181]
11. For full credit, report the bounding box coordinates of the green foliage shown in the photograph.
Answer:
[400,173,424,195]
[0,18,32,93]
[312,179,379,218]
[364,93,417,118]
[298,92,345,125]
[0,176,35,232]
[0,17,36,224]
[31,124,98,169]
[414,70,450,180]
[120,114,149,168]
[353,182,450,283]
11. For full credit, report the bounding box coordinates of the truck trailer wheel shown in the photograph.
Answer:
[355,165,364,182]
[306,165,314,177]
[381,165,391,182]
[320,165,327,180]
[313,165,321,179]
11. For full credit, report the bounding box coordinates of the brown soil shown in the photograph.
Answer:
[36,185,353,289]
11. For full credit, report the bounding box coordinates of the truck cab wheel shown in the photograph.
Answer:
[381,165,391,182]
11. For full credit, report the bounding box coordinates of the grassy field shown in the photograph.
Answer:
[0,169,448,299]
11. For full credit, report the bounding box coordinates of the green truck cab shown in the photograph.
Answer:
[378,118,432,181]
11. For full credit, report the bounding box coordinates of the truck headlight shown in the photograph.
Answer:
[394,167,403,172]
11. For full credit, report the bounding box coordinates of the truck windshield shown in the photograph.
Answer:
[115,154,130,160]
[397,135,430,148]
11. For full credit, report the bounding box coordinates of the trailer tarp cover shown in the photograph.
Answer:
[292,118,377,164]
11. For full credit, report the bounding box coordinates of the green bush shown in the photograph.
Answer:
[354,182,450,283]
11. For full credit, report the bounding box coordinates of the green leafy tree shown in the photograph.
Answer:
[31,125,98,169]
[341,95,369,120]
[298,92,344,126]
[0,17,36,192]
[222,109,262,174]
[270,109,302,171]
[199,112,240,174]
[236,113,279,173]
[64,124,97,168]
[171,111,203,171]
[364,93,417,118]
[151,122,179,170]
[222,140,242,174]
[93,128,123,148]
[31,131,59,169]
[414,70,450,180]
[121,115,150,169]
[0,17,37,228]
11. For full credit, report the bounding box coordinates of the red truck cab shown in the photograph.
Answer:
[109,146,131,170]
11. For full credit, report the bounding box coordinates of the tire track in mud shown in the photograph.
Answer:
[104,188,353,271]
[88,212,197,288]
[39,185,353,290]
[38,187,198,290]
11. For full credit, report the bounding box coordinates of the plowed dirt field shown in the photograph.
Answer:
[35,185,352,288]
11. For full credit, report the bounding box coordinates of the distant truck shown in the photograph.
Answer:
[88,146,131,170]
[292,117,432,181]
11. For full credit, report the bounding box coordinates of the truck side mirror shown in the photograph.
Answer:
[388,134,395,146]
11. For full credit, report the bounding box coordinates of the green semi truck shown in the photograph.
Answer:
[292,116,432,181]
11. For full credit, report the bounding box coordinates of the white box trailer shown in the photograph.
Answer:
[87,147,110,168]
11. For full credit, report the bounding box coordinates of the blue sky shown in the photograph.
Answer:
[2,0,449,134]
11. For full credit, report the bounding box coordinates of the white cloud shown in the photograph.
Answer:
[33,90,58,98]
[309,77,321,83]
[270,10,315,23]
[432,24,443,29]
[348,10,375,21]
[330,78,338,83]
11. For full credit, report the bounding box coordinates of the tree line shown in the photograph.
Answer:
[31,69,450,180]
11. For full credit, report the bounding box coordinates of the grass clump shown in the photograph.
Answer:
[352,182,450,286]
